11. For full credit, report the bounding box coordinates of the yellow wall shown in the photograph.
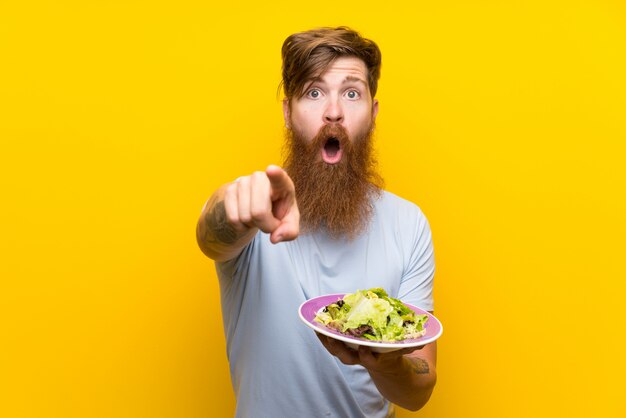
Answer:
[1,1,624,417]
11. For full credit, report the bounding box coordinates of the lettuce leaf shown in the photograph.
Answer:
[314,288,428,342]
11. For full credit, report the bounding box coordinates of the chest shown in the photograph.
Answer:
[283,232,406,299]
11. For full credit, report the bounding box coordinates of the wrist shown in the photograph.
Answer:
[367,356,411,377]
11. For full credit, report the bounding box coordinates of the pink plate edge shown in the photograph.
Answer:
[298,293,443,349]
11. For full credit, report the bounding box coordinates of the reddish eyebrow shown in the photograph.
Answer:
[300,75,367,96]
[343,76,367,85]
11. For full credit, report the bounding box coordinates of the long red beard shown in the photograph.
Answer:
[283,123,384,239]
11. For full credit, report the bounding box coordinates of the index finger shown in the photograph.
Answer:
[265,165,294,196]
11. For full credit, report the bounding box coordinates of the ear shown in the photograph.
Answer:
[282,98,291,129]
[372,98,379,121]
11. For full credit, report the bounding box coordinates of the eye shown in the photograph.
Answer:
[346,89,360,99]
[307,88,321,99]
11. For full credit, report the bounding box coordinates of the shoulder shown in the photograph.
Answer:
[372,190,432,243]
[375,190,428,222]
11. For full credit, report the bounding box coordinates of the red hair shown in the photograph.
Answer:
[280,27,382,100]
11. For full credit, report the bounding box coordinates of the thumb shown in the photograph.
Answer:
[270,215,300,243]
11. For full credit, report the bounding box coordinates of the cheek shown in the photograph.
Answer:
[293,112,321,138]
[350,111,373,135]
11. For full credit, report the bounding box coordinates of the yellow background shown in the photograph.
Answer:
[2,1,625,417]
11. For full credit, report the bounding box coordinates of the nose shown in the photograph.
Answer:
[323,96,344,124]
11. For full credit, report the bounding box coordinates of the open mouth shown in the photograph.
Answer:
[322,137,343,164]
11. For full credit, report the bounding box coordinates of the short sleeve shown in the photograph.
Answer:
[214,232,260,298]
[397,207,435,312]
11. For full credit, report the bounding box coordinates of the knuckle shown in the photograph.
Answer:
[223,204,237,222]
[237,176,251,187]
[250,207,268,222]
[251,171,268,183]
[238,212,252,225]
[226,214,241,226]
[226,183,238,196]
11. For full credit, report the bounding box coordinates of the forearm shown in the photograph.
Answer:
[196,185,257,262]
[368,352,437,411]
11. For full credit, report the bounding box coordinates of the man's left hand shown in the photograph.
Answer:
[316,333,423,374]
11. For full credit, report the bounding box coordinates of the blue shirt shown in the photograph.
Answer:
[216,191,435,418]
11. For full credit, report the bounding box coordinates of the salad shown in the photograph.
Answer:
[314,288,428,342]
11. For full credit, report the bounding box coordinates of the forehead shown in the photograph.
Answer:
[320,56,368,80]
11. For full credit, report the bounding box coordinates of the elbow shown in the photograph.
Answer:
[404,393,434,412]
[196,219,223,261]
[404,398,430,412]
[196,221,214,259]
[404,373,437,412]
[195,224,245,263]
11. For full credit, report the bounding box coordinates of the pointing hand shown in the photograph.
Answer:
[223,165,300,243]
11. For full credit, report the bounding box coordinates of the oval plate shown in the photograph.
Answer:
[298,293,443,353]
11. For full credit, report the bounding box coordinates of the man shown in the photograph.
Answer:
[197,27,437,417]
